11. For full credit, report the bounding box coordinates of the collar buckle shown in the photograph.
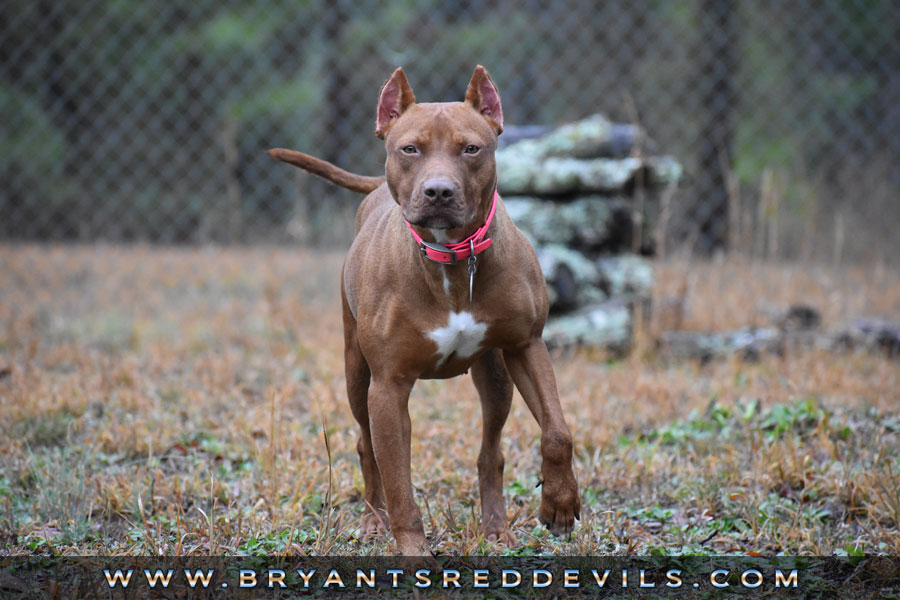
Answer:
[419,240,458,265]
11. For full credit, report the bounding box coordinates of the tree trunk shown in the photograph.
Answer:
[694,0,736,252]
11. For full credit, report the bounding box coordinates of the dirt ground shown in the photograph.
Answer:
[1,244,898,556]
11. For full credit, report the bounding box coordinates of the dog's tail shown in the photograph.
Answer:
[267,148,385,194]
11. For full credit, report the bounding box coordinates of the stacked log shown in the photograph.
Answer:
[658,307,900,363]
[495,114,683,350]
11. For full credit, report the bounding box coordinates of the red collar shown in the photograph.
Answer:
[404,190,498,265]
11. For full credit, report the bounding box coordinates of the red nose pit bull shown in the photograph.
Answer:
[269,65,580,556]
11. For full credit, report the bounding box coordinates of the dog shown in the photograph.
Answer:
[269,65,580,556]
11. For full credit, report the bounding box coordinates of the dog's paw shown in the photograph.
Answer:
[538,473,581,536]
[393,535,434,558]
[360,509,390,541]
[486,527,519,547]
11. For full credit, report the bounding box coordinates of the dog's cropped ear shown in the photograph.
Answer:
[465,65,503,135]
[376,67,416,139]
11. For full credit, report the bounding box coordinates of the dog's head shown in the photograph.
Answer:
[376,66,503,239]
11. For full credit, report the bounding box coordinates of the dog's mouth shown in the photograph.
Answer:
[406,216,457,230]
[402,207,468,231]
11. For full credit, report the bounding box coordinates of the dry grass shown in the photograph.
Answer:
[1,244,898,557]
[654,254,900,331]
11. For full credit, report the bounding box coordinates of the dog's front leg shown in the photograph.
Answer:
[367,376,431,556]
[471,349,517,545]
[503,338,581,535]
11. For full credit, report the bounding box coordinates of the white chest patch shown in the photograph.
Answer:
[426,311,487,366]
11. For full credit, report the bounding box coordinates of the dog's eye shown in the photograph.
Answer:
[464,145,480,155]
[401,145,417,154]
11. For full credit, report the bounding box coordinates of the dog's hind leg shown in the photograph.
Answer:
[342,283,388,540]
[471,349,517,546]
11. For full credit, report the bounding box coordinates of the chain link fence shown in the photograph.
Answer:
[2,0,898,260]
[5,2,900,563]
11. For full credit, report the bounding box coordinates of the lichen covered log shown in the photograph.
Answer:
[497,155,682,196]
[499,114,641,159]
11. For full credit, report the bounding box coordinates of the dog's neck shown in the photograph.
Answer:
[405,204,505,306]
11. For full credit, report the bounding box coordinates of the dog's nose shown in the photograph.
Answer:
[422,178,458,202]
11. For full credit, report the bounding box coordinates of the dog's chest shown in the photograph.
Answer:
[425,311,488,366]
